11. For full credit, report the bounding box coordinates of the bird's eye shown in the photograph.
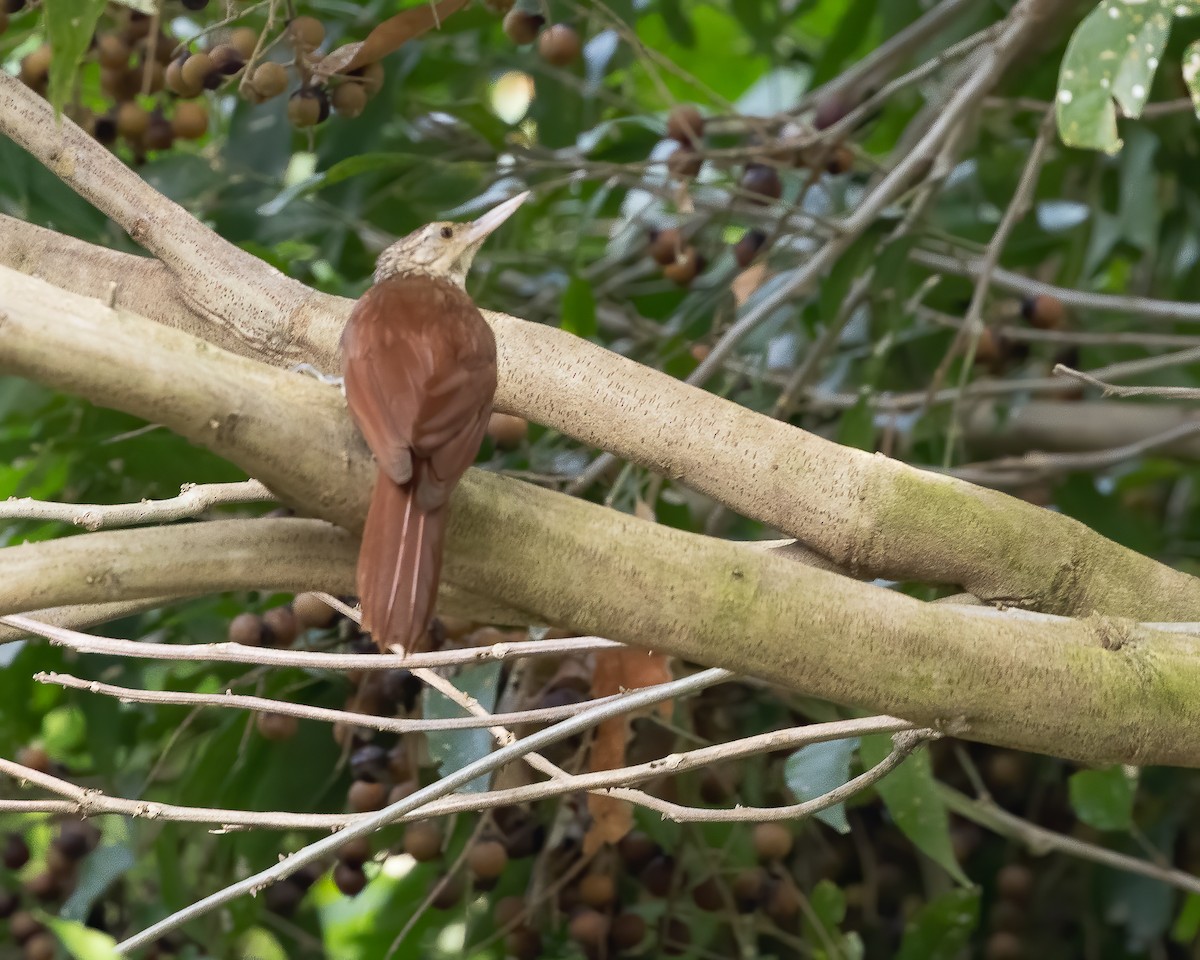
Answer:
[440,226,454,240]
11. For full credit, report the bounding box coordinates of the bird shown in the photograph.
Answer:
[341,191,528,653]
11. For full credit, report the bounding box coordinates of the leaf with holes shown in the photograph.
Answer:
[1056,0,1200,153]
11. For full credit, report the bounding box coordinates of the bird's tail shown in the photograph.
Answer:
[358,467,446,654]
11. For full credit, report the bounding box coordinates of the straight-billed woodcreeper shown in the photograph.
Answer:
[341,191,528,653]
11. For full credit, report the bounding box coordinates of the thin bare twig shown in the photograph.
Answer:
[1054,363,1200,401]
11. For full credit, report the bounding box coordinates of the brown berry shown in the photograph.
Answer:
[692,875,723,911]
[568,908,609,947]
[263,605,298,647]
[741,162,782,202]
[256,712,299,741]
[144,113,174,151]
[20,45,51,86]
[351,743,389,782]
[54,822,99,861]
[229,27,259,60]
[660,917,691,955]
[666,104,704,145]
[766,875,801,922]
[336,834,372,868]
[973,327,1005,366]
[347,779,386,813]
[288,87,329,128]
[753,822,793,861]
[264,879,304,916]
[731,866,766,911]
[208,43,244,76]
[388,780,418,806]
[249,61,288,100]
[228,611,263,645]
[690,342,711,363]
[10,911,43,943]
[997,863,1034,902]
[172,100,209,140]
[468,839,508,880]
[666,145,702,178]
[610,912,646,950]
[648,228,681,266]
[355,61,385,97]
[151,32,176,64]
[985,931,1025,960]
[0,889,16,919]
[503,9,544,45]
[487,412,527,449]
[332,82,368,117]
[116,101,150,139]
[814,94,850,131]
[181,0,209,9]
[180,52,215,91]
[293,592,336,628]
[0,9,8,34]
[22,932,56,960]
[825,143,853,174]
[493,895,525,928]
[96,33,130,70]
[733,229,767,269]
[166,57,202,97]
[288,16,325,53]
[662,246,703,287]
[4,833,30,870]
[506,927,542,960]
[24,870,61,902]
[17,745,50,774]
[578,871,616,908]
[538,24,580,67]
[333,861,367,896]
[637,854,674,897]
[431,873,464,909]
[1021,293,1066,330]
[403,820,443,862]
[617,831,659,872]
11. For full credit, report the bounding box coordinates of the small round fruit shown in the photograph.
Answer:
[229,26,259,60]
[666,146,701,178]
[288,87,330,128]
[731,866,766,911]
[662,247,703,287]
[293,591,336,628]
[10,911,43,944]
[766,875,801,921]
[742,162,782,202]
[179,52,214,91]
[503,9,544,44]
[256,712,299,741]
[997,863,1034,902]
[17,745,51,774]
[814,93,849,131]
[181,0,209,9]
[332,82,368,117]
[985,931,1025,960]
[637,854,674,897]
[660,917,691,955]
[54,821,99,861]
[0,888,16,919]
[568,908,609,947]
[4,832,30,870]
[264,879,304,916]
[611,912,646,950]
[96,33,130,70]
[487,412,527,449]
[825,144,853,175]
[333,861,367,896]
[24,870,61,902]
[92,113,118,145]
[692,875,723,911]
[403,820,443,862]
[430,873,464,909]
[734,229,767,269]
[1021,293,1066,330]
[974,327,1005,366]
[116,102,150,139]
[648,228,681,266]
[389,780,419,806]
[348,779,386,813]
[666,104,704,145]
[144,113,174,151]
[20,45,51,86]
[151,32,176,64]
[228,611,263,645]
[288,16,325,53]
[208,43,244,76]
[248,61,288,100]
[172,101,209,140]
[690,342,710,363]
[0,9,8,33]
[22,932,56,960]
[336,834,372,867]
[618,831,659,872]
[493,894,525,928]
[579,871,615,908]
[505,927,541,960]
[538,24,580,67]
[166,57,202,97]
[753,822,793,861]
[356,61,385,97]
[263,605,298,647]
[468,839,508,880]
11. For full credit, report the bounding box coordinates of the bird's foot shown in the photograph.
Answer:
[291,363,346,396]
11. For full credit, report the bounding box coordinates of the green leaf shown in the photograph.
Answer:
[424,662,501,792]
[1069,765,1135,831]
[896,888,981,960]
[862,734,968,885]
[783,737,859,834]
[61,831,136,922]
[1055,0,1199,153]
[560,275,598,338]
[235,927,288,960]
[45,0,108,116]
[42,916,120,960]
[1171,893,1200,942]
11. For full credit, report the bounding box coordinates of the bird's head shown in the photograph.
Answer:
[374,191,530,286]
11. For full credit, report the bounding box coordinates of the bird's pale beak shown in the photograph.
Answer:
[464,191,530,246]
